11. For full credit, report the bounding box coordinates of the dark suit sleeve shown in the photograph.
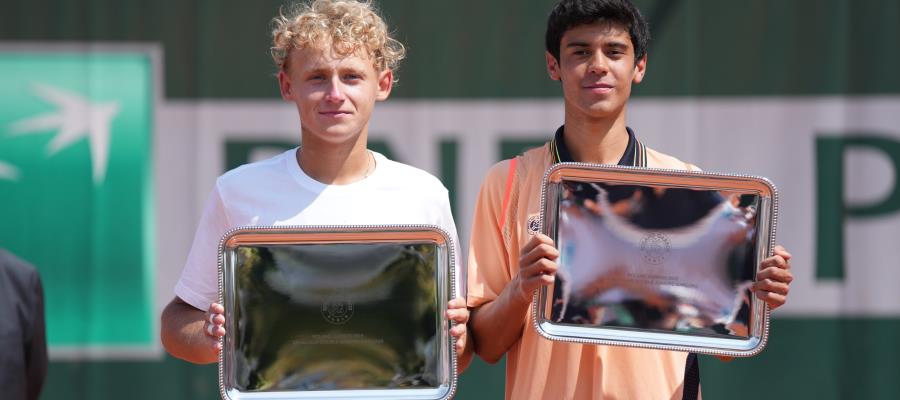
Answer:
[25,269,47,400]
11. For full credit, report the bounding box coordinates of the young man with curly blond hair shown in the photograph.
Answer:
[161,0,472,373]
[466,0,793,398]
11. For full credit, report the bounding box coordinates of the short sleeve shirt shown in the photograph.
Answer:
[175,149,463,311]
[466,127,699,400]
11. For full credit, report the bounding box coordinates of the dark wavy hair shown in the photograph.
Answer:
[545,0,650,62]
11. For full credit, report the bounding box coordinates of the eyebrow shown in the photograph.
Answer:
[564,40,630,51]
[565,41,591,49]
[301,67,329,78]
[303,65,367,76]
[340,65,367,74]
[605,41,629,51]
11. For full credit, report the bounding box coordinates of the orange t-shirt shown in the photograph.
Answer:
[467,143,700,400]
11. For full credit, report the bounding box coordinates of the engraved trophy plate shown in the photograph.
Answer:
[218,226,457,400]
[533,163,778,357]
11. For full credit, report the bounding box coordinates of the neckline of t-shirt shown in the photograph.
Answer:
[285,147,388,192]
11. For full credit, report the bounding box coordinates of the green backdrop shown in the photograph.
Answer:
[2,1,899,399]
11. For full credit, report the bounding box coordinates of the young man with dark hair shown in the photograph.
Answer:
[466,0,793,398]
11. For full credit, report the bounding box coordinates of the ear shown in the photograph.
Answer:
[278,69,293,101]
[545,51,561,81]
[376,69,394,101]
[632,54,648,84]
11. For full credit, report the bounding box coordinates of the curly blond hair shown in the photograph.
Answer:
[271,0,406,73]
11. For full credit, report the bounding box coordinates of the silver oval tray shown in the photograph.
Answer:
[533,163,778,357]
[218,225,458,399]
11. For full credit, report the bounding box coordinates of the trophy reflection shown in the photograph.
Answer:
[232,243,440,391]
[552,181,759,337]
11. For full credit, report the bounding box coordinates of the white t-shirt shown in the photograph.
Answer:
[174,148,462,311]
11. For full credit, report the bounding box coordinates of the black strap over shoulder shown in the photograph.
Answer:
[683,353,700,400]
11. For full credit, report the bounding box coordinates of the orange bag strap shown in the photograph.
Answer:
[499,158,517,229]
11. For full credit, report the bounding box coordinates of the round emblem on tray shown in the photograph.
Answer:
[321,298,354,325]
[640,232,671,266]
[527,215,540,235]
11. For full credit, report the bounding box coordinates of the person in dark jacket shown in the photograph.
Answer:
[0,249,48,400]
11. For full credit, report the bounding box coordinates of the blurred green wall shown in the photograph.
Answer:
[3,1,900,399]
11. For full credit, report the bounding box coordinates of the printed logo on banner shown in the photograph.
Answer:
[815,135,900,280]
[0,50,154,355]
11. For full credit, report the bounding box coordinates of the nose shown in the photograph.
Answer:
[587,51,608,75]
[324,77,346,103]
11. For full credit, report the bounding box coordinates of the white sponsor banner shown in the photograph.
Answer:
[155,98,900,317]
